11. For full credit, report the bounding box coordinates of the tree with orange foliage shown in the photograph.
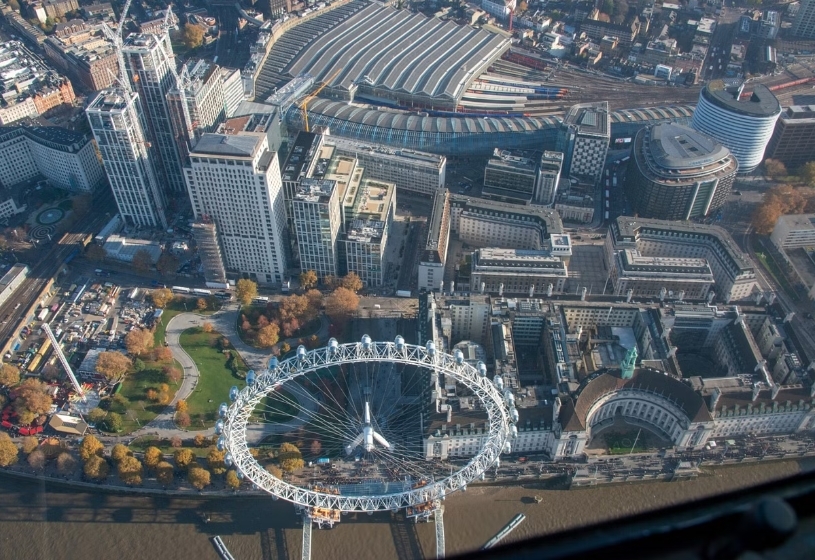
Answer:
[325,287,360,322]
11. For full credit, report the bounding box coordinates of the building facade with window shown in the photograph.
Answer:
[184,131,288,284]
[87,88,167,228]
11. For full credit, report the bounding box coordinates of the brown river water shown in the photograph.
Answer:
[0,458,812,560]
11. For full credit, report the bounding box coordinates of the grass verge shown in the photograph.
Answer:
[179,327,248,429]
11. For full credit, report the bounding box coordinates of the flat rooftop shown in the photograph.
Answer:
[191,132,263,158]
[702,81,781,118]
[281,131,320,182]
[294,178,336,204]
[647,123,731,170]
[563,101,610,137]
[775,213,815,232]
[474,248,566,271]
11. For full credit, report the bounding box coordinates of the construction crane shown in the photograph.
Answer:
[41,323,85,401]
[100,0,134,92]
[300,69,341,133]
[156,5,195,147]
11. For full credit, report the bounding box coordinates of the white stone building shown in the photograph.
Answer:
[184,131,288,285]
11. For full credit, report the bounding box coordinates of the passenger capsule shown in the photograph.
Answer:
[297,345,307,360]
[328,338,339,353]
[268,356,279,369]
[504,442,512,454]
[224,452,233,467]
[510,407,519,424]
[246,370,256,386]
[236,470,244,480]
[215,419,224,435]
[454,349,464,364]
[477,361,487,377]
[510,425,518,438]
[218,402,228,418]
[229,385,239,402]
[361,334,372,349]
[493,375,504,390]
[426,341,436,356]
[217,437,225,451]
[506,393,515,407]
[394,335,405,349]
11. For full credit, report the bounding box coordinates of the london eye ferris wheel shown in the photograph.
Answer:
[217,335,513,556]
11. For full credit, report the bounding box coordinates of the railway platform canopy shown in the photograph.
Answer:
[259,0,510,110]
[287,100,696,156]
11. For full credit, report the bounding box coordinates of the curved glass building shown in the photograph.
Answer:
[691,81,780,173]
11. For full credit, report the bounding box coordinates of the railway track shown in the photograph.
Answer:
[0,214,108,350]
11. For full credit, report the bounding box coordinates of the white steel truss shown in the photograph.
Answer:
[221,339,511,513]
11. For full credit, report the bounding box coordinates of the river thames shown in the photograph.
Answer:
[0,458,811,560]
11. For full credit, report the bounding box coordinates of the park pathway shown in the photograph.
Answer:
[126,303,328,442]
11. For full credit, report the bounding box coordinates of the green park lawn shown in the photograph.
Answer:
[106,359,182,434]
[153,297,221,347]
[179,328,248,429]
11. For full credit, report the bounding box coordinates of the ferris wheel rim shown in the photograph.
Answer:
[221,340,511,512]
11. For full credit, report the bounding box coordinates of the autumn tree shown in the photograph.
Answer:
[280,342,291,355]
[175,411,191,428]
[143,446,163,470]
[183,23,204,49]
[0,363,20,387]
[325,287,360,322]
[752,184,810,234]
[132,249,152,272]
[170,436,183,448]
[79,434,104,462]
[257,323,280,348]
[193,434,207,448]
[118,455,144,486]
[156,252,179,276]
[154,346,173,362]
[83,455,109,480]
[110,443,129,463]
[125,328,154,356]
[94,351,131,384]
[226,469,241,490]
[0,433,18,467]
[27,449,46,471]
[175,399,188,413]
[87,408,107,425]
[86,244,106,262]
[13,378,53,425]
[164,365,182,384]
[799,161,815,187]
[266,464,283,478]
[174,448,195,470]
[299,270,318,290]
[104,412,124,433]
[156,461,174,485]
[202,321,214,333]
[21,436,38,455]
[764,159,787,178]
[278,442,304,473]
[196,297,208,311]
[340,272,363,293]
[56,452,77,475]
[235,278,258,306]
[207,448,227,475]
[151,288,173,308]
[188,466,211,490]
